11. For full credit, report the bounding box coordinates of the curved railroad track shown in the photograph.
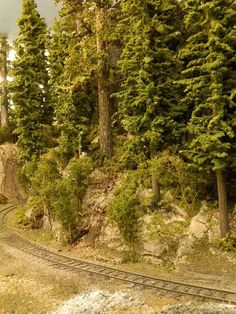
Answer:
[0,204,236,305]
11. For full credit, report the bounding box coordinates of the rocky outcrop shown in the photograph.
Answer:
[0,143,26,201]
[175,203,220,265]
[98,222,126,251]
[76,170,123,247]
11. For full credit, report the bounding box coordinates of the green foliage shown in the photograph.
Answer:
[5,0,236,244]
[179,0,236,172]
[107,170,144,244]
[116,0,184,163]
[145,198,173,213]
[121,249,139,263]
[10,0,53,161]
[0,127,14,144]
[49,2,98,161]
[17,157,38,189]
[147,211,189,251]
[0,193,8,204]
[16,204,30,226]
[53,179,78,242]
[19,155,93,242]
[151,149,207,215]
[17,198,44,229]
[66,156,94,199]
[30,157,60,209]
[215,234,236,252]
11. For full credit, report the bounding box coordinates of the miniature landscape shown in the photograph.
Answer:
[0,0,236,313]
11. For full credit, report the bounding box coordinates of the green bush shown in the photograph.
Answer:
[66,156,93,200]
[53,156,93,242]
[0,193,8,204]
[151,149,207,216]
[18,155,93,242]
[53,179,78,243]
[215,234,236,252]
[121,249,139,263]
[147,211,189,252]
[17,157,38,189]
[16,199,43,228]
[16,205,30,226]
[107,171,143,244]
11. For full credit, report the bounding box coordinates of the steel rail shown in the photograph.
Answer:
[0,204,236,305]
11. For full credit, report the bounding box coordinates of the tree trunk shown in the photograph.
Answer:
[150,147,161,202]
[96,8,113,158]
[0,37,9,128]
[216,170,230,237]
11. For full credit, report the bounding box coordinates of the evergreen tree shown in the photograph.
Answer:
[179,0,236,236]
[49,4,96,160]
[55,0,116,158]
[0,36,9,128]
[10,0,53,160]
[116,0,183,200]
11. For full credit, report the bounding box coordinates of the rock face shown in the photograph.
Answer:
[143,239,168,258]
[75,170,123,248]
[175,203,223,265]
[0,143,26,201]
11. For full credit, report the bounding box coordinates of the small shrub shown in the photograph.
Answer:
[107,170,144,244]
[147,211,189,252]
[121,249,139,263]
[17,158,38,189]
[53,179,78,243]
[144,198,173,213]
[18,155,93,243]
[151,149,207,216]
[16,205,30,226]
[66,156,94,200]
[215,234,236,252]
[0,193,8,204]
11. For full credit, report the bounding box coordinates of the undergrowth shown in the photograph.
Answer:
[18,152,93,243]
[215,234,236,252]
[106,169,148,246]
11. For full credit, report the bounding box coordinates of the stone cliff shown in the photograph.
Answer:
[0,143,26,201]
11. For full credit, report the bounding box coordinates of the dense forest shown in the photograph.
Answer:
[0,0,236,250]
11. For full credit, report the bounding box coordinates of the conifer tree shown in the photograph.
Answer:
[117,0,183,200]
[179,0,236,236]
[0,36,9,128]
[49,4,96,160]
[10,0,53,160]
[55,0,116,158]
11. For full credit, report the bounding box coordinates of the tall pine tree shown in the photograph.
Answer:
[117,0,183,200]
[49,3,96,160]
[55,0,116,158]
[10,0,53,160]
[180,0,236,236]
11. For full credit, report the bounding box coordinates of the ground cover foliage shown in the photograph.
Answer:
[1,0,236,248]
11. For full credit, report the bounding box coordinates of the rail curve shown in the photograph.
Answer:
[0,204,236,305]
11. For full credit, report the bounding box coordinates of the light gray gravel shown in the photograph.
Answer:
[51,289,236,314]
[51,290,142,314]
